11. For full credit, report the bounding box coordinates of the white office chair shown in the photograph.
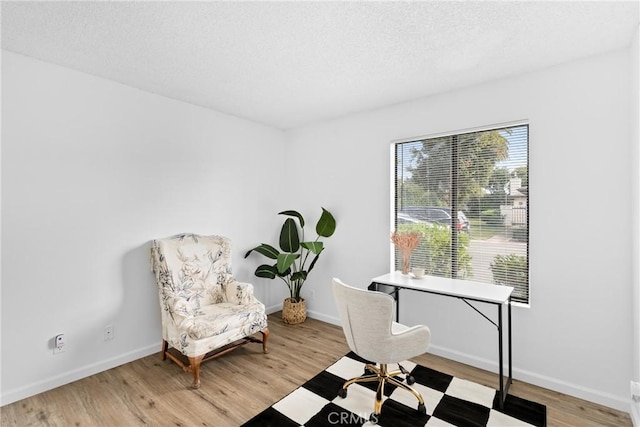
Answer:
[332,278,431,422]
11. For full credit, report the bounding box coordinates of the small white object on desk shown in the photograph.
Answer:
[411,267,425,278]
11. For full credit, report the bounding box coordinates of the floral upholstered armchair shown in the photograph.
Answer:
[150,233,269,389]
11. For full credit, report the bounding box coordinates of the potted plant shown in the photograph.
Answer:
[244,208,336,324]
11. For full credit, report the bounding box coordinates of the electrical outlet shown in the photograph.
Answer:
[53,333,65,354]
[104,325,114,341]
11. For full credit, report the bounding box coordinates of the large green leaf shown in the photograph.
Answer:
[244,243,279,259]
[255,264,277,279]
[277,253,299,274]
[279,218,300,253]
[301,241,324,255]
[316,208,336,238]
[291,271,307,282]
[279,210,305,228]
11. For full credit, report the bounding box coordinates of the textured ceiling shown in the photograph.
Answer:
[2,1,639,130]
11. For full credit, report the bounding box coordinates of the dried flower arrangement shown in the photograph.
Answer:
[391,231,421,274]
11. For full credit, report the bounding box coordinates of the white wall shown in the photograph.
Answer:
[631,24,640,426]
[287,48,634,411]
[0,51,286,405]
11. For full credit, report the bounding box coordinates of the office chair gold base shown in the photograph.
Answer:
[338,363,426,420]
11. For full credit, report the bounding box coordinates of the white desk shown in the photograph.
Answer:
[370,271,513,408]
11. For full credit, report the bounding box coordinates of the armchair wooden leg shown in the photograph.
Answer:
[261,328,270,354]
[161,340,168,361]
[188,355,204,389]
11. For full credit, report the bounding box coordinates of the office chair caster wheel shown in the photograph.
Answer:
[417,403,426,415]
[338,388,347,398]
[406,375,416,385]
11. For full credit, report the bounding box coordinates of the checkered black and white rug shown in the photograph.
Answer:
[243,352,546,427]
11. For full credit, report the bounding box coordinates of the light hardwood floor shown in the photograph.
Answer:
[1,313,632,426]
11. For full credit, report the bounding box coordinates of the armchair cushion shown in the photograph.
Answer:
[186,300,266,340]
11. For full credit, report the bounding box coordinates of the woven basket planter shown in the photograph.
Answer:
[282,297,307,325]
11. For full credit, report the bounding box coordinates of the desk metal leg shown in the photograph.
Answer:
[497,300,513,409]
[509,297,512,382]
[498,304,504,408]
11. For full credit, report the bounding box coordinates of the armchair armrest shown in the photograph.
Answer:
[224,278,256,305]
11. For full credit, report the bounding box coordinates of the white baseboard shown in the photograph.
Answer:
[0,344,158,407]
[428,344,629,413]
[267,306,341,327]
[307,309,340,326]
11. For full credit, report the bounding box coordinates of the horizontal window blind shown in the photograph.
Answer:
[393,124,529,304]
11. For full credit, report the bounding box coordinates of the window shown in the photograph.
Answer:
[393,124,529,304]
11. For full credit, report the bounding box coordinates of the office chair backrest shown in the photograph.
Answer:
[332,278,397,362]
